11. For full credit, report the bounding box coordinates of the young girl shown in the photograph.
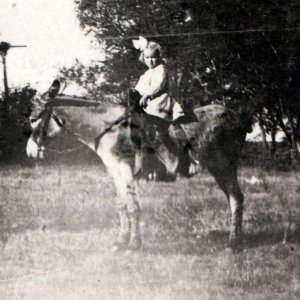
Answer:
[133,37,184,122]
[132,37,198,174]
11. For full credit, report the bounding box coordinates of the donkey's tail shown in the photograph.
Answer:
[237,107,254,134]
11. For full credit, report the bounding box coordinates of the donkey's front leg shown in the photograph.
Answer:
[116,203,130,247]
[115,190,141,251]
[126,192,141,250]
[111,161,141,251]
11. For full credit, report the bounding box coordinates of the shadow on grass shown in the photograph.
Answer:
[142,228,300,256]
[142,230,229,256]
[244,228,300,248]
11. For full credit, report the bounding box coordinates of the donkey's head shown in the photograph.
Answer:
[26,80,65,159]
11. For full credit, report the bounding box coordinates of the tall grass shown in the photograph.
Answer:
[0,163,299,299]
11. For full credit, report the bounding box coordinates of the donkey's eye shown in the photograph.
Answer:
[30,118,37,123]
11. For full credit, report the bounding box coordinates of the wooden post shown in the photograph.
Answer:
[1,54,7,127]
[1,50,9,127]
[2,54,9,108]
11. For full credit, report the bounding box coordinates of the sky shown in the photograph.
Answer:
[0,0,102,94]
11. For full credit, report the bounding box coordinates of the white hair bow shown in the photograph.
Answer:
[132,36,148,51]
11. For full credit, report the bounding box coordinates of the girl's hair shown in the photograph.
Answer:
[139,41,163,63]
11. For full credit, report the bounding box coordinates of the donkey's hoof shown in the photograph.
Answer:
[231,244,244,254]
[188,161,199,175]
[117,233,130,245]
[128,238,142,251]
[226,239,244,253]
[111,242,127,253]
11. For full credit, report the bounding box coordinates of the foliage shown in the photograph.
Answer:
[241,141,300,171]
[71,2,293,98]
[0,86,35,161]
[63,0,300,155]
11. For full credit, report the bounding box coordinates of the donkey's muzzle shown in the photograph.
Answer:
[26,137,45,160]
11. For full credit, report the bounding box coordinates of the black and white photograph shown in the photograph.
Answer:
[0,1,300,299]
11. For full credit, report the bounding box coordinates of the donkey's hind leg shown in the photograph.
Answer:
[209,166,244,252]
[227,174,244,251]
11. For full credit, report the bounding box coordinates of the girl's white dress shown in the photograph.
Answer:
[135,64,184,121]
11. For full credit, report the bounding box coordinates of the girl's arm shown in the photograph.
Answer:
[144,65,168,97]
[139,66,168,107]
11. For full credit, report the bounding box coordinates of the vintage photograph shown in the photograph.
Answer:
[0,0,299,299]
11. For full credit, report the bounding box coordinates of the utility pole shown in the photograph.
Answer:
[0,41,27,126]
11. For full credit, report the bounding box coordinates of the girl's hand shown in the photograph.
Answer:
[139,95,149,108]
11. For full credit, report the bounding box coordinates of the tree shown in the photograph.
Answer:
[64,0,299,154]
[0,86,35,160]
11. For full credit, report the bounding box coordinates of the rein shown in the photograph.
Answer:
[44,144,86,154]
[94,113,130,150]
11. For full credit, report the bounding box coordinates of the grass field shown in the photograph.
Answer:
[0,161,299,300]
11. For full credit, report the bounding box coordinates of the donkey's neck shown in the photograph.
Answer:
[53,102,126,150]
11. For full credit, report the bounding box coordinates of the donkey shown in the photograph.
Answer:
[27,80,248,252]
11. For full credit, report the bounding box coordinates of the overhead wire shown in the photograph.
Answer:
[97,27,300,40]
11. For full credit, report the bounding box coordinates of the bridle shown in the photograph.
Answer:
[30,105,52,157]
[30,104,78,156]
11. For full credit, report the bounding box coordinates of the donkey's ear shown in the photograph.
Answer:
[48,80,60,99]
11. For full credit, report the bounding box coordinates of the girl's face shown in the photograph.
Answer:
[143,48,160,69]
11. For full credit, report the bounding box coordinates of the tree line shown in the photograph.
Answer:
[62,0,299,156]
